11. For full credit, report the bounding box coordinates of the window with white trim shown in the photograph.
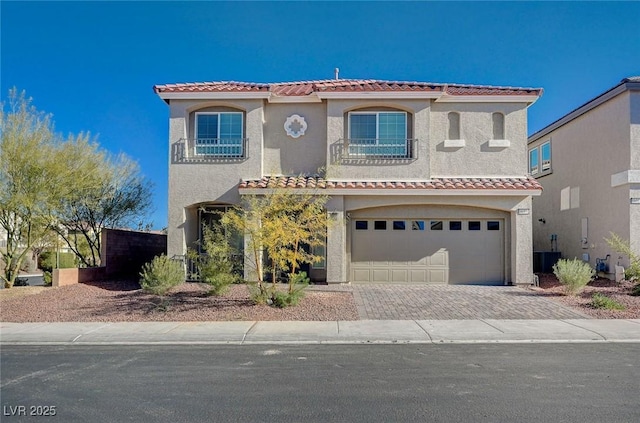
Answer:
[348,111,408,157]
[529,140,552,176]
[195,112,243,157]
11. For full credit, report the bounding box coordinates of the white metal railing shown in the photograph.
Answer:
[340,138,417,160]
[172,138,248,162]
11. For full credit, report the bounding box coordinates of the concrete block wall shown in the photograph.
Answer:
[101,229,167,279]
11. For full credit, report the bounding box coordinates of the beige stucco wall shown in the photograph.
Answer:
[167,99,264,257]
[325,99,431,180]
[630,91,640,254]
[530,91,634,271]
[164,94,537,285]
[429,103,529,177]
[263,103,327,175]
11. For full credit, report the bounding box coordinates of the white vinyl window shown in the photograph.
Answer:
[195,112,244,157]
[348,111,408,157]
[529,140,551,176]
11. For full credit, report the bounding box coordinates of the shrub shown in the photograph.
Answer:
[590,293,626,310]
[187,224,240,296]
[14,277,29,287]
[139,254,184,296]
[38,251,76,271]
[553,258,595,295]
[631,283,640,297]
[605,233,640,281]
[39,251,77,286]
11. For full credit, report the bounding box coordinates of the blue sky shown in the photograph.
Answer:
[2,1,639,230]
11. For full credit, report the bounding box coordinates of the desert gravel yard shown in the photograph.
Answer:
[1,276,638,322]
[0,282,359,322]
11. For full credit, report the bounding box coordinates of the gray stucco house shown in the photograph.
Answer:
[154,78,542,285]
[528,77,640,277]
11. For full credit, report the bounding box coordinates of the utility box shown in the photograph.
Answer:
[533,251,562,273]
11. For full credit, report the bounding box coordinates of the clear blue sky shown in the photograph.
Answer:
[2,1,639,230]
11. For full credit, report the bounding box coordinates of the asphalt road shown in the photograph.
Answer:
[1,344,638,422]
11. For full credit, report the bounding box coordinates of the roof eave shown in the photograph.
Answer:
[155,91,272,101]
[436,94,541,104]
[529,80,640,143]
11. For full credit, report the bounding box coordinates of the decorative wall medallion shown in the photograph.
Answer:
[284,114,307,139]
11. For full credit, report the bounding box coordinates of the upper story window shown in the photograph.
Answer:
[529,140,552,176]
[447,112,461,140]
[195,112,244,157]
[492,112,505,139]
[348,111,409,158]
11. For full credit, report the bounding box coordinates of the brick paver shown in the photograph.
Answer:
[349,284,589,320]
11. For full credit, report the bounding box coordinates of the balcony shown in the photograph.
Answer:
[331,139,418,163]
[172,138,248,163]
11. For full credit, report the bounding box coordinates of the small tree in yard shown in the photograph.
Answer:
[51,149,153,268]
[187,223,240,296]
[139,255,184,309]
[553,258,595,296]
[0,89,100,287]
[221,181,328,307]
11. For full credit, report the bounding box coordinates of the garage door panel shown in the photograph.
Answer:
[351,218,504,284]
[372,269,390,282]
[410,270,428,283]
[391,269,408,282]
[428,269,448,284]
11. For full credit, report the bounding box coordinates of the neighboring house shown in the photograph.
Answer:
[528,77,640,276]
[155,78,542,285]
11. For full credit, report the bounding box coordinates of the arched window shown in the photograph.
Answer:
[448,112,460,140]
[492,112,505,139]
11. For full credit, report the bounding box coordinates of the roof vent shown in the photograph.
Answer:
[334,68,340,80]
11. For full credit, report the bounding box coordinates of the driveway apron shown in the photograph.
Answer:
[351,284,589,320]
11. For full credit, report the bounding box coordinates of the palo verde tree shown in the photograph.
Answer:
[51,149,153,268]
[222,179,328,306]
[0,89,99,287]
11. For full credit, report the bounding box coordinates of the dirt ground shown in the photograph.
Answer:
[0,281,359,322]
[1,276,638,322]
[528,274,640,319]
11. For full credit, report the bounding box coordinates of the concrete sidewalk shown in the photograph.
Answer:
[2,319,639,345]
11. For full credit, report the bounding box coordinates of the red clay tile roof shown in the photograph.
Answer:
[239,176,543,191]
[154,81,270,93]
[154,79,541,97]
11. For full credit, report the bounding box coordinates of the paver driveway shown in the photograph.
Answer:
[350,284,589,320]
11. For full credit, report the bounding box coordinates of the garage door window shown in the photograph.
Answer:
[468,221,481,231]
[355,221,368,230]
[487,221,500,231]
[430,221,443,230]
[412,221,425,231]
[393,221,406,230]
[449,221,462,231]
[374,221,387,230]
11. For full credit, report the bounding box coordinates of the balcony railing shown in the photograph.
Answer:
[172,138,248,163]
[333,138,417,162]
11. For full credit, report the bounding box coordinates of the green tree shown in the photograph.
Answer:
[187,223,240,296]
[0,89,97,287]
[222,182,328,306]
[51,150,153,267]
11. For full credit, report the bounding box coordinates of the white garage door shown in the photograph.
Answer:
[351,218,504,284]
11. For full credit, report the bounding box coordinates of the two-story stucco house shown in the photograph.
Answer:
[154,78,543,285]
[528,77,640,277]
